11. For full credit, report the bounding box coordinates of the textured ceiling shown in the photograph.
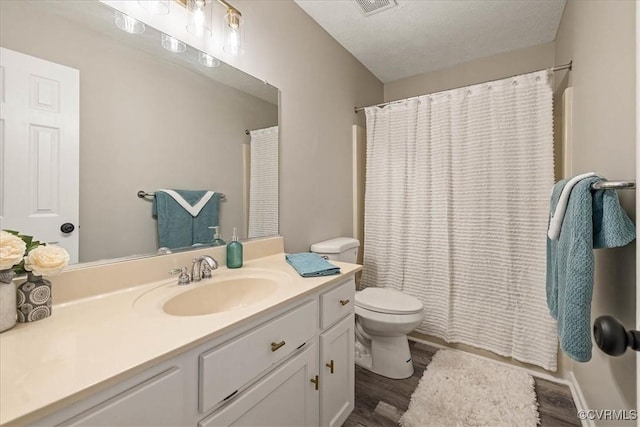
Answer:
[294,0,566,83]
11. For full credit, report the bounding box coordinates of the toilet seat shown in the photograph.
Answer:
[355,287,423,315]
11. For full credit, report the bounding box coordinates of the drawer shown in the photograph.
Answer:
[199,299,317,413]
[60,367,184,426]
[199,342,319,427]
[320,278,355,329]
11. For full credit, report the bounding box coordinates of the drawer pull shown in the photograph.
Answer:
[326,359,334,374]
[271,340,286,352]
[310,375,319,391]
[340,299,350,306]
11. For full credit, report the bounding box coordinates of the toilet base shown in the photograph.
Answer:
[355,335,414,379]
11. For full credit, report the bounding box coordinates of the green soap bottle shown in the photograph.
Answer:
[226,227,243,269]
[209,226,226,247]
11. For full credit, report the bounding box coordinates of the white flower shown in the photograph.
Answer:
[24,245,69,277]
[0,230,27,270]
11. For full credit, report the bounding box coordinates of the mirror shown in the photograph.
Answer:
[0,0,279,265]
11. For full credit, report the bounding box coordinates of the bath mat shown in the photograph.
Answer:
[400,349,539,427]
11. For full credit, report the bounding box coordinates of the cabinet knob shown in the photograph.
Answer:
[271,340,286,352]
[340,299,350,306]
[310,375,319,391]
[326,359,334,374]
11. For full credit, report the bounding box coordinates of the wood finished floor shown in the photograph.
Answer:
[344,341,581,427]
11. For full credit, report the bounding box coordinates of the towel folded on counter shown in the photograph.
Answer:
[285,253,341,277]
[546,176,635,362]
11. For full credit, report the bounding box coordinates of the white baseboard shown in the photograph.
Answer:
[408,336,593,427]
[567,371,596,427]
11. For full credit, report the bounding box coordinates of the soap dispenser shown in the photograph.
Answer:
[209,226,226,247]
[226,227,243,269]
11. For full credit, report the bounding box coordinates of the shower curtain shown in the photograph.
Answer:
[248,126,279,238]
[361,70,558,370]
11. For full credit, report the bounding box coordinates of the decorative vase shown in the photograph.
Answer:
[0,269,17,332]
[16,272,52,323]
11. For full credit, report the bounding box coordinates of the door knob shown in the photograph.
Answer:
[593,315,640,356]
[60,223,75,234]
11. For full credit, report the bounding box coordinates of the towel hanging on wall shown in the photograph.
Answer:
[152,189,221,249]
[546,176,635,362]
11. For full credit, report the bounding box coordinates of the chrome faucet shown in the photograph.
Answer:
[191,255,219,282]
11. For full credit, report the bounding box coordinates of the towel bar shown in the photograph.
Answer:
[591,180,635,190]
[137,190,226,200]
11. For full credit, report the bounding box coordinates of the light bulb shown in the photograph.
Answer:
[223,10,244,56]
[225,29,240,56]
[193,8,205,36]
[186,0,212,38]
[114,11,145,34]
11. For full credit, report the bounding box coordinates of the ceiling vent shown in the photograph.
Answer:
[354,0,397,17]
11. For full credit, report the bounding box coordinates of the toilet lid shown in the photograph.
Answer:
[355,287,423,315]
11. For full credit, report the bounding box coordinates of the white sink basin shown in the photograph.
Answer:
[134,268,292,317]
[164,276,279,316]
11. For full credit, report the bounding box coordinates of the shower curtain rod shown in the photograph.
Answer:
[354,61,573,113]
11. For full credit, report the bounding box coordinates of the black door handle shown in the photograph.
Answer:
[593,315,640,356]
[60,223,75,234]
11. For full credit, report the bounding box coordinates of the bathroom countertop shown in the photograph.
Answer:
[0,254,361,426]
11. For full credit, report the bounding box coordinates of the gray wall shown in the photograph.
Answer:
[0,2,278,262]
[555,0,636,422]
[227,0,384,253]
[384,42,556,102]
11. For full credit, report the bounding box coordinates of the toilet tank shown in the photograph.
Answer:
[310,237,360,263]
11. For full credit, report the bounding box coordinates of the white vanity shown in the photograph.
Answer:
[0,237,360,427]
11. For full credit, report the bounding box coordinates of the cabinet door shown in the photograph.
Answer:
[59,367,184,426]
[320,314,354,427]
[200,342,319,427]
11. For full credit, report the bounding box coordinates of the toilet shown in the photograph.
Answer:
[310,237,425,380]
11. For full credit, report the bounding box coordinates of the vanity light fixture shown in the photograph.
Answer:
[198,51,221,68]
[161,33,187,52]
[220,1,244,56]
[125,0,245,54]
[138,0,170,15]
[114,11,146,34]
[186,0,213,38]
[176,0,245,55]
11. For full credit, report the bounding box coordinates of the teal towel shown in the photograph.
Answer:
[286,253,341,277]
[546,177,635,362]
[152,190,220,249]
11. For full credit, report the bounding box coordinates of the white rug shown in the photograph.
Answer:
[400,350,539,427]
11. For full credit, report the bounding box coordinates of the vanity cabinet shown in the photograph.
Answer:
[33,277,356,427]
[320,314,355,427]
[319,278,355,427]
[200,342,319,427]
[199,299,317,413]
